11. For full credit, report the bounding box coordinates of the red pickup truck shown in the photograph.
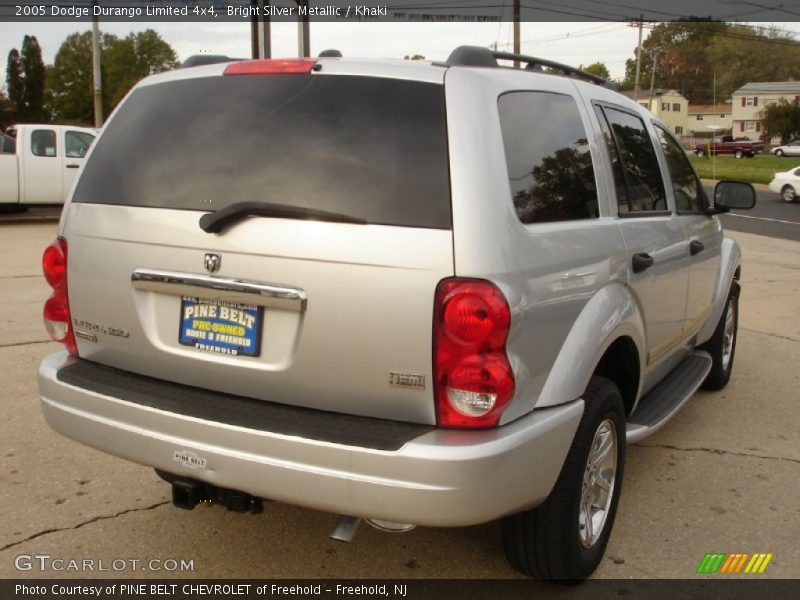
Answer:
[695,135,764,158]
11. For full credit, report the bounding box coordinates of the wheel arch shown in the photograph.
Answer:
[528,282,646,413]
[697,236,742,345]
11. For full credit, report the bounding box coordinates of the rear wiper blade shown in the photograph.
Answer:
[199,201,367,233]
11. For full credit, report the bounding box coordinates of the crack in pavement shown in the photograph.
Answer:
[740,327,800,343]
[0,340,53,348]
[633,443,800,465]
[0,274,41,280]
[0,500,170,553]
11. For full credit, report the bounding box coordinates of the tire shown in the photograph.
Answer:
[501,377,626,581]
[734,149,743,159]
[781,185,796,203]
[775,149,784,157]
[700,282,740,391]
[695,149,705,157]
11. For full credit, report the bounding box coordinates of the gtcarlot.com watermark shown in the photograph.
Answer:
[14,554,194,573]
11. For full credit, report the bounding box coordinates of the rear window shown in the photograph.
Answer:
[72,75,451,229]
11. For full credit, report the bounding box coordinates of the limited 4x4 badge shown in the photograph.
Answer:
[173,450,207,470]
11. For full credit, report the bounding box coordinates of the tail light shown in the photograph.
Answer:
[433,278,515,428]
[224,59,317,76]
[42,237,78,356]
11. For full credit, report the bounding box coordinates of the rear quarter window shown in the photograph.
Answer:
[498,91,599,224]
[72,75,452,229]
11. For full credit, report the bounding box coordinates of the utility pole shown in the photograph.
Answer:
[297,0,310,57]
[632,14,644,101]
[648,49,659,110]
[91,0,103,128]
[513,0,520,68]
[251,0,271,59]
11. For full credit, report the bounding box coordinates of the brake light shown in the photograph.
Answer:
[224,59,317,76]
[42,237,77,356]
[433,278,515,428]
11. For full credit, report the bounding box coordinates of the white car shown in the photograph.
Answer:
[771,140,800,157]
[768,166,800,202]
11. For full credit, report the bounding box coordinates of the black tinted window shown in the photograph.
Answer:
[593,105,628,214]
[498,92,599,224]
[73,75,451,229]
[1,135,15,154]
[655,126,706,212]
[65,131,94,158]
[601,107,666,213]
[31,130,56,157]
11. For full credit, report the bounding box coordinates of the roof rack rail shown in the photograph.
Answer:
[445,46,614,89]
[181,55,243,68]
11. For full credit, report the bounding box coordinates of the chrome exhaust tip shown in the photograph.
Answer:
[365,519,416,533]
[330,515,361,543]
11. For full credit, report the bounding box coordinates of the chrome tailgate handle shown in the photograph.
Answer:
[131,269,307,312]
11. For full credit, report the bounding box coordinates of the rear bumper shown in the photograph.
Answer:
[38,352,583,527]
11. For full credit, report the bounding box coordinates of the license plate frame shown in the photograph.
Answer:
[178,296,263,357]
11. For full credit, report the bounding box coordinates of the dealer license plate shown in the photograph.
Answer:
[178,296,262,357]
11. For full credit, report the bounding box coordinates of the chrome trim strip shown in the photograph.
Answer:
[131,269,307,312]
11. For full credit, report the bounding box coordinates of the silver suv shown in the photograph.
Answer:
[38,46,756,580]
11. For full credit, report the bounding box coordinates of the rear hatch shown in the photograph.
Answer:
[62,64,453,424]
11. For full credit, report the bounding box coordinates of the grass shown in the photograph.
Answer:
[688,153,799,184]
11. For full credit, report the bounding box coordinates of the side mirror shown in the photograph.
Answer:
[714,181,756,211]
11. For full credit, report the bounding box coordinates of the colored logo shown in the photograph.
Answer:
[696,553,773,574]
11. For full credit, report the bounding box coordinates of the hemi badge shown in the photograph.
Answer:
[389,372,425,390]
[74,330,98,343]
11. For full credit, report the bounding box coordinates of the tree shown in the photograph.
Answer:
[47,29,179,124]
[0,90,13,129]
[20,35,46,122]
[760,99,800,144]
[707,25,800,102]
[580,62,610,80]
[6,49,23,121]
[404,54,426,60]
[621,21,800,104]
[47,31,108,124]
[103,30,179,109]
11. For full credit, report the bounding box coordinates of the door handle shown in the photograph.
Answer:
[632,253,654,274]
[689,240,705,256]
[66,164,80,169]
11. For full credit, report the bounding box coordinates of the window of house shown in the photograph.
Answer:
[745,97,755,106]
[655,126,706,213]
[594,104,667,214]
[498,91,599,224]
[696,115,704,121]
[661,102,670,111]
[31,130,56,157]
[672,103,681,112]
[675,126,683,135]
[745,121,756,132]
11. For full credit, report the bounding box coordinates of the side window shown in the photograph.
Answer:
[598,106,667,214]
[1,135,15,154]
[65,131,95,158]
[655,126,707,213]
[31,130,57,157]
[498,91,599,224]
[593,105,628,215]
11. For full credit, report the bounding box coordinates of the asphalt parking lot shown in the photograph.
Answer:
[1,221,798,581]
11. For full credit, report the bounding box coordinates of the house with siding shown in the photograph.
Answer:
[619,89,689,137]
[687,104,732,136]
[731,81,800,141]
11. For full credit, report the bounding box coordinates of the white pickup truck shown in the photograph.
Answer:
[1,124,96,207]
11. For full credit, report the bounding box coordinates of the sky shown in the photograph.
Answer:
[1,20,799,85]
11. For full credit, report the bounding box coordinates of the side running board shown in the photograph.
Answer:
[626,351,712,443]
